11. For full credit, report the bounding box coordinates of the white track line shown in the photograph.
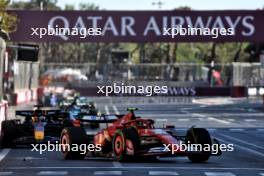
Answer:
[112,161,123,168]
[259,173,264,176]
[0,172,13,176]
[192,113,205,117]
[0,149,11,162]
[212,113,264,117]
[177,118,189,121]
[113,105,120,115]
[207,117,230,124]
[193,113,264,117]
[229,129,244,132]
[218,133,264,150]
[104,105,110,115]
[180,110,189,114]
[37,171,68,175]
[149,171,178,175]
[217,137,264,157]
[136,114,189,117]
[8,167,264,170]
[94,171,122,175]
[244,119,257,122]
[192,113,230,124]
[156,119,168,122]
[205,172,236,176]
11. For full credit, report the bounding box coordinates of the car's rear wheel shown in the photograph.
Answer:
[0,121,17,148]
[60,127,87,160]
[112,128,140,161]
[186,128,212,163]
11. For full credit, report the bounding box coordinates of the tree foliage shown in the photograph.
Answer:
[0,0,17,33]
[11,0,59,10]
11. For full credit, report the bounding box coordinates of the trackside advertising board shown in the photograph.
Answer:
[9,10,264,42]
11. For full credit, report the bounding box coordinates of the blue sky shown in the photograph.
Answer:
[56,0,264,10]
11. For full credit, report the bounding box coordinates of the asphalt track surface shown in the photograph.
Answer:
[0,97,264,176]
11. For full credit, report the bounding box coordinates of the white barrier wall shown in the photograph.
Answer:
[0,101,7,134]
[15,88,38,105]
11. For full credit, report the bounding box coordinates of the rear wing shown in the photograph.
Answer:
[16,110,34,117]
[80,115,118,123]
[16,110,61,117]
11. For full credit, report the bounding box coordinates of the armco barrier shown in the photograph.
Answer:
[0,101,8,135]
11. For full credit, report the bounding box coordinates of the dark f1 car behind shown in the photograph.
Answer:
[60,108,222,163]
[0,105,100,148]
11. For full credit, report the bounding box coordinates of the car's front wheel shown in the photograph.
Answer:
[0,120,17,148]
[60,127,87,160]
[185,128,212,163]
[112,128,140,161]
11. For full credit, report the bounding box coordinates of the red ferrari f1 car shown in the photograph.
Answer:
[60,108,221,162]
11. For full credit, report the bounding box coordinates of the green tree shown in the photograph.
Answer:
[10,0,59,10]
[0,0,17,100]
[79,3,99,10]
[0,0,17,33]
[64,4,74,10]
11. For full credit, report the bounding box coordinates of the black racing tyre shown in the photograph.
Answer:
[0,120,17,148]
[60,127,87,160]
[62,119,74,127]
[112,127,140,161]
[123,127,140,156]
[186,128,212,163]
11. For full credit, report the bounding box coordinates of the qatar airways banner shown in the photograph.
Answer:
[9,10,264,42]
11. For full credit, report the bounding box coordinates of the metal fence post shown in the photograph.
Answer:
[0,37,6,101]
